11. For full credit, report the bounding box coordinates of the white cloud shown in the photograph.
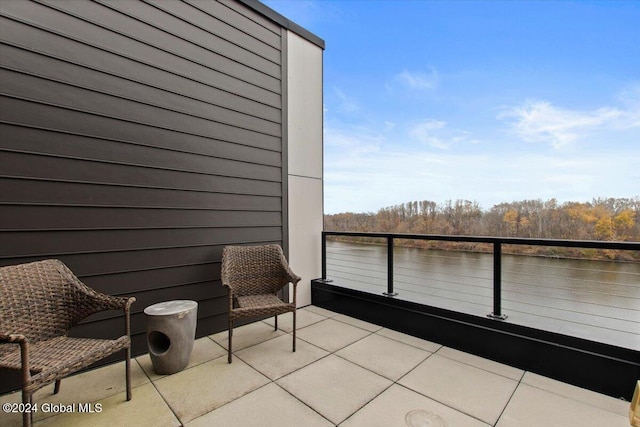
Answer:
[333,87,360,114]
[617,82,640,110]
[323,122,639,214]
[415,119,446,131]
[323,87,639,214]
[324,125,382,156]
[395,68,439,90]
[409,119,478,150]
[410,119,449,149]
[498,99,640,148]
[384,121,396,131]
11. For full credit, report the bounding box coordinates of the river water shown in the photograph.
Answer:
[325,240,640,350]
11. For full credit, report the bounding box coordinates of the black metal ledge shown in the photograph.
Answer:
[312,279,640,401]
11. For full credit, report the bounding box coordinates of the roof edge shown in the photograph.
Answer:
[238,0,325,50]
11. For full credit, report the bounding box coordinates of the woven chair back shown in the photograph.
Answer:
[221,245,290,296]
[0,259,106,344]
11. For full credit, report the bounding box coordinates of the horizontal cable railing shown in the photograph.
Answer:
[320,231,640,349]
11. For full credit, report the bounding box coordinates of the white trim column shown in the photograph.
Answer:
[286,31,323,307]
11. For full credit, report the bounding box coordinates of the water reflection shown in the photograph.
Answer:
[326,240,640,350]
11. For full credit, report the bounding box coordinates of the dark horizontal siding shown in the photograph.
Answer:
[0,0,287,394]
[0,24,281,120]
[2,70,281,145]
[235,0,325,49]
[1,206,282,231]
[94,0,282,72]
[1,57,281,135]
[86,266,225,297]
[0,102,281,160]
[185,0,281,50]
[1,227,283,258]
[0,178,282,210]
[218,0,282,37]
[1,124,281,175]
[7,246,227,278]
[2,0,281,90]
[1,149,281,186]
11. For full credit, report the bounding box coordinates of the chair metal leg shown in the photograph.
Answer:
[125,347,132,401]
[274,314,278,331]
[228,319,233,363]
[22,391,31,427]
[292,309,296,352]
[54,379,61,394]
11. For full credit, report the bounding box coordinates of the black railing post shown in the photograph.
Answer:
[321,232,327,280]
[383,236,397,296]
[488,241,507,320]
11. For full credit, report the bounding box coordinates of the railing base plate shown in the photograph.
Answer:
[487,313,508,320]
[383,292,398,297]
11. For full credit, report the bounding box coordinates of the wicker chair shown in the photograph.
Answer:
[0,259,136,427]
[221,244,301,363]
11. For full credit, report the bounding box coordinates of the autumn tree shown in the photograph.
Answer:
[325,197,639,244]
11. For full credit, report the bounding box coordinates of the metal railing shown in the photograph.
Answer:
[321,231,640,320]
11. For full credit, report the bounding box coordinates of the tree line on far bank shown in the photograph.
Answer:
[324,197,640,261]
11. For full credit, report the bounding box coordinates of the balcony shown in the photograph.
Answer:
[313,231,639,402]
[0,1,637,426]
[319,232,640,347]
[0,306,631,426]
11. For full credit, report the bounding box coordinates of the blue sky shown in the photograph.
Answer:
[264,0,640,214]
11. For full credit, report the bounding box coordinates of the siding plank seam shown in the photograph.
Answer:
[0,177,281,199]
[183,0,280,49]
[0,147,282,184]
[30,0,282,83]
[0,46,282,127]
[0,238,284,260]
[135,0,281,65]
[0,119,282,163]
[0,200,283,212]
[77,261,221,279]
[0,70,282,137]
[214,0,280,35]
[0,14,282,107]
[0,93,281,150]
